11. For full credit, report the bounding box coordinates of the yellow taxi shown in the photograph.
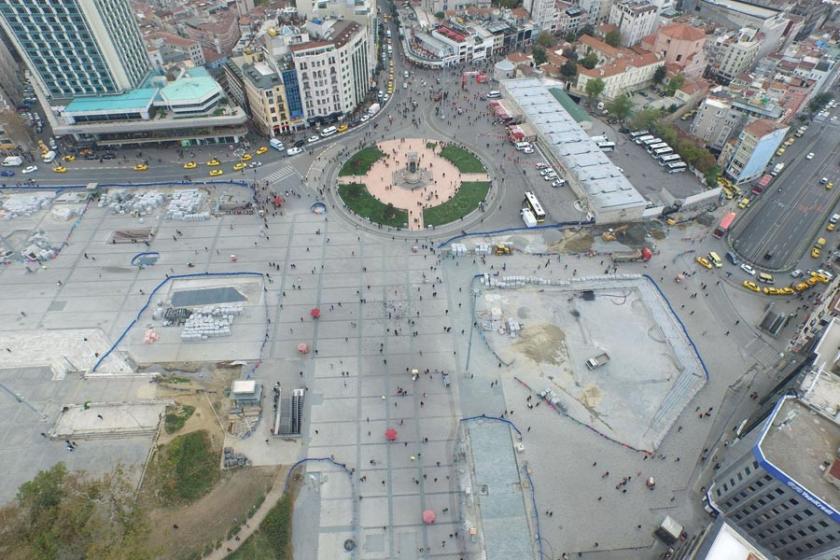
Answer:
[338,123,349,133]
[240,153,252,161]
[806,276,821,287]
[233,162,247,171]
[812,272,831,284]
[133,163,149,172]
[793,282,810,293]
[811,246,822,258]
[776,147,785,156]
[62,154,76,162]
[183,160,198,169]
[696,256,713,269]
[722,188,735,200]
[784,137,795,146]
[207,158,221,166]
[742,280,760,292]
[256,146,269,155]
[738,197,750,209]
[778,287,795,296]
[209,169,223,177]
[52,165,67,173]
[828,223,836,232]
[826,182,834,191]
[763,287,781,295]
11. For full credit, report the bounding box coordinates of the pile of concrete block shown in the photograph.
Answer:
[480,306,503,332]
[1,192,55,219]
[222,447,250,469]
[166,189,209,221]
[180,304,243,340]
[449,243,468,257]
[506,317,521,337]
[50,205,82,221]
[474,243,492,256]
[99,190,165,215]
[19,230,58,261]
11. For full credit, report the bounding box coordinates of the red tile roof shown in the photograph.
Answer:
[744,118,785,138]
[659,23,705,42]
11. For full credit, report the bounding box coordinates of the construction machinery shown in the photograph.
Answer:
[494,243,512,255]
[601,224,630,241]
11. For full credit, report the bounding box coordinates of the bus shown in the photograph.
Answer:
[667,161,687,173]
[653,147,674,157]
[629,130,649,139]
[713,212,737,238]
[634,134,654,145]
[597,141,616,152]
[523,191,546,223]
[642,137,663,146]
[659,154,681,165]
[646,142,668,152]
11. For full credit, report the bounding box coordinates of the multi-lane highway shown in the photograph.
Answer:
[730,113,840,270]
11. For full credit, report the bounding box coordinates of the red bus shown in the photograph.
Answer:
[752,174,773,196]
[713,212,737,239]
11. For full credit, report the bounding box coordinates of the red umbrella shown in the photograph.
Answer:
[422,510,436,524]
[385,428,398,441]
[297,343,309,354]
[310,308,321,319]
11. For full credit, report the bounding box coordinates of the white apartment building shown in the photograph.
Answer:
[608,0,658,47]
[575,50,662,99]
[291,20,370,124]
[708,27,760,83]
[690,96,744,150]
[524,0,557,32]
[578,0,612,26]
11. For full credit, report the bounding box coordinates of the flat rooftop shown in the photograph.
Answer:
[759,398,840,513]
[502,78,646,214]
[701,0,781,19]
[64,88,157,114]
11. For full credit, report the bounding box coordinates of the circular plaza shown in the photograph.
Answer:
[337,139,491,231]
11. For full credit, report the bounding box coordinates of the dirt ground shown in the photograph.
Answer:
[145,465,285,560]
[548,230,594,253]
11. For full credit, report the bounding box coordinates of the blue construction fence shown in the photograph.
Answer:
[436,219,594,249]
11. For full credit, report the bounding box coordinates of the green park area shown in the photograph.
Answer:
[423,181,489,226]
[439,144,484,173]
[339,146,385,176]
[338,182,407,228]
[226,491,295,560]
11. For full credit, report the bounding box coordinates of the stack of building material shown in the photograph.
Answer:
[19,230,58,261]
[474,243,491,255]
[180,304,243,340]
[506,317,520,337]
[166,189,209,221]
[449,243,468,256]
[1,192,55,219]
[99,190,165,215]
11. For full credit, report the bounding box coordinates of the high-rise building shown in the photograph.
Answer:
[608,0,658,47]
[0,0,151,99]
[707,394,840,559]
[718,118,787,183]
[522,0,556,32]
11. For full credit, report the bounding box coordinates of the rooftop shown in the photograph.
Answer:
[759,397,840,514]
[659,22,705,42]
[706,0,781,20]
[159,75,221,104]
[743,118,784,138]
[502,78,645,214]
[64,88,157,114]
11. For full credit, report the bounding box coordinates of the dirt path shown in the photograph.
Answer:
[202,468,289,560]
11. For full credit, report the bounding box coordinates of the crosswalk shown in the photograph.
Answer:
[263,165,297,184]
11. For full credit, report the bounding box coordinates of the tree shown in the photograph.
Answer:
[665,73,685,96]
[565,31,577,43]
[704,165,721,187]
[604,29,621,48]
[0,464,152,560]
[808,92,833,114]
[653,65,667,85]
[630,107,662,130]
[580,51,599,69]
[532,45,547,66]
[606,95,633,123]
[560,59,578,78]
[536,31,554,49]
[585,78,605,107]
[434,11,444,19]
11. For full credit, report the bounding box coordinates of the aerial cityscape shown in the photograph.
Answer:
[0,0,838,559]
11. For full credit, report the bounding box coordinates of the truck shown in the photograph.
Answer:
[42,150,56,163]
[585,352,610,369]
[654,516,684,546]
[269,138,284,151]
[368,102,381,115]
[611,247,653,263]
[520,207,537,228]
[2,156,22,167]
[771,162,785,176]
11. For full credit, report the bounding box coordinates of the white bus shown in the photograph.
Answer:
[629,130,649,139]
[597,141,616,152]
[667,161,688,173]
[646,142,668,152]
[659,154,681,165]
[642,137,663,146]
[523,191,546,223]
[634,134,654,145]
[653,146,674,157]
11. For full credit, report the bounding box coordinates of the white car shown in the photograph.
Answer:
[543,173,557,181]
[790,269,803,278]
[740,263,756,276]
[307,135,319,144]
[806,152,815,160]
[817,269,835,281]
[286,147,303,156]
[535,163,549,169]
[522,147,534,154]
[22,165,38,174]
[360,114,370,122]
[552,179,566,188]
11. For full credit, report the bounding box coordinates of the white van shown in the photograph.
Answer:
[320,126,337,138]
[42,150,57,163]
[486,90,501,99]
[514,141,531,151]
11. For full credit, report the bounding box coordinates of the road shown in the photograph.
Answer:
[729,113,840,271]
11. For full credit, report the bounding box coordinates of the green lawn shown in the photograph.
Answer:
[339,146,385,176]
[338,183,407,228]
[164,404,195,434]
[154,430,219,504]
[423,181,489,226]
[226,492,294,560]
[439,144,484,173]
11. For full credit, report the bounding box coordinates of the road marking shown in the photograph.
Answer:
[263,166,296,184]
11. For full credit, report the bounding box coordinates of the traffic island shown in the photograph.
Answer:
[337,139,490,231]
